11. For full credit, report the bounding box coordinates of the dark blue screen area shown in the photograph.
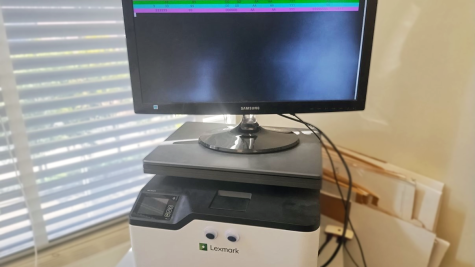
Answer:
[134,8,366,104]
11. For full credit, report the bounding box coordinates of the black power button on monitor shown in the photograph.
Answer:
[133,194,179,220]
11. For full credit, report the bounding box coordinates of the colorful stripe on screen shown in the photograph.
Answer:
[133,0,359,13]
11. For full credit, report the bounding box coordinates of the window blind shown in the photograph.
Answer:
[0,98,34,260]
[0,0,227,260]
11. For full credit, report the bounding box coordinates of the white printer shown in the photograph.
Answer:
[129,122,322,267]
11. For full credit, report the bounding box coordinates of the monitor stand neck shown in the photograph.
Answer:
[198,114,300,154]
[238,114,259,133]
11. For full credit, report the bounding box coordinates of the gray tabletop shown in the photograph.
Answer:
[144,122,322,180]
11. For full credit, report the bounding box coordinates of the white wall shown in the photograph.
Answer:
[256,0,475,266]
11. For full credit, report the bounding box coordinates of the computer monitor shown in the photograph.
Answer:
[122,0,378,153]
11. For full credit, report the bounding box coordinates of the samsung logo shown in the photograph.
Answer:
[241,106,260,111]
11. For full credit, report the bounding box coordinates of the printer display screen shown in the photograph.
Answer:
[136,197,169,216]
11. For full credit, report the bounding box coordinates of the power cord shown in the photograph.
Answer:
[279,114,351,266]
[315,122,368,267]
[278,114,367,267]
[319,234,360,267]
[319,234,333,255]
[344,242,361,267]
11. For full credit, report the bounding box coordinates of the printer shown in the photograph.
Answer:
[129,122,322,267]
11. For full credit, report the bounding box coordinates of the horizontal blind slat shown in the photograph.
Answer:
[15,65,129,86]
[19,78,130,100]
[0,203,26,218]
[0,107,6,118]
[2,9,124,25]
[0,190,23,203]
[0,178,18,189]
[0,241,34,259]
[27,114,144,141]
[0,150,11,160]
[46,201,133,235]
[0,161,16,175]
[6,24,125,39]
[9,37,126,55]
[42,177,147,217]
[33,131,170,166]
[0,215,29,229]
[13,52,128,70]
[47,208,128,240]
[30,117,185,155]
[44,186,142,226]
[1,0,122,6]
[21,90,131,114]
[36,146,153,179]
[0,137,8,147]
[0,226,31,242]
[41,170,146,208]
[37,163,142,192]
[25,103,133,129]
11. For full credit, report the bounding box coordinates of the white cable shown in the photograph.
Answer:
[0,116,39,267]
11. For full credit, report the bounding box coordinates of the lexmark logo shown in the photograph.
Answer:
[210,246,240,254]
[241,106,260,111]
[199,243,239,254]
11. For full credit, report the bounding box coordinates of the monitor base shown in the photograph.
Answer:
[198,115,300,154]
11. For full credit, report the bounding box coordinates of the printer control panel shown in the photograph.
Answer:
[132,193,179,221]
[129,176,320,232]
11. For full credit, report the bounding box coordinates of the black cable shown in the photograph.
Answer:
[319,234,333,255]
[290,114,351,267]
[344,242,360,267]
[279,114,323,143]
[314,124,368,267]
[309,120,367,267]
[279,114,351,265]
[348,220,367,267]
[278,114,367,267]
[314,129,368,267]
[297,115,367,267]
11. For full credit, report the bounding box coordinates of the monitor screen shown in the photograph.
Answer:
[123,0,376,114]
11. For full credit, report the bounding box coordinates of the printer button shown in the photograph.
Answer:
[206,233,216,240]
[204,227,218,240]
[225,229,240,242]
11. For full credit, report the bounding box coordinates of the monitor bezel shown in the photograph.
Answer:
[122,0,378,115]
